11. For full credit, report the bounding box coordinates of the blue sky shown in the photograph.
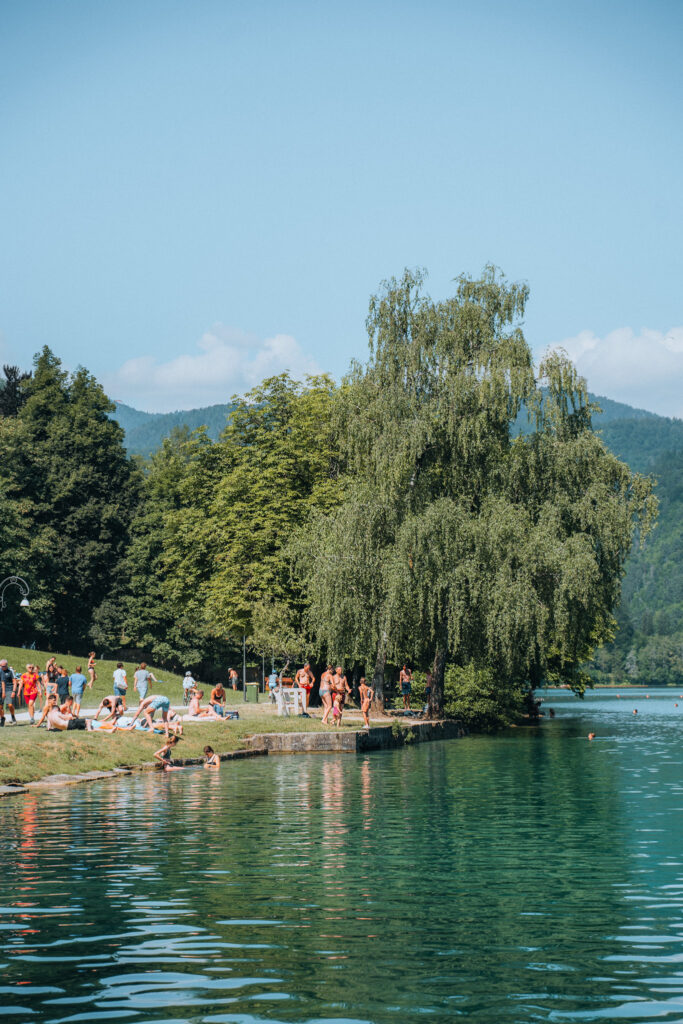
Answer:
[1,0,682,413]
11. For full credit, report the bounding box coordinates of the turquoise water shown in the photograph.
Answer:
[2,687,683,1023]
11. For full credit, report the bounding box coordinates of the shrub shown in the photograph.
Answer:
[443,664,526,732]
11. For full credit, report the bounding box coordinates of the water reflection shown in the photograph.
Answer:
[0,688,683,1021]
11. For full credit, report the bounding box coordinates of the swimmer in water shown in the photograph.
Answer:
[633,709,638,714]
[203,745,220,768]
[588,733,595,740]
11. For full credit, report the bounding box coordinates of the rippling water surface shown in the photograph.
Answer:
[2,687,683,1023]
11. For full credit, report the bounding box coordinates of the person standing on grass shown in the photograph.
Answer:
[359,677,374,729]
[334,666,352,712]
[399,664,412,711]
[69,665,88,717]
[56,666,70,706]
[112,663,128,708]
[44,662,58,702]
[0,659,17,726]
[320,664,333,724]
[87,652,97,687]
[134,662,156,701]
[295,663,314,714]
[21,664,41,724]
[228,667,239,691]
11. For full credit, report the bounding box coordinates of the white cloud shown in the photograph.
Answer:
[104,325,320,412]
[544,326,683,418]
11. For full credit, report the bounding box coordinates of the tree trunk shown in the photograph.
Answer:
[428,644,446,719]
[371,647,388,716]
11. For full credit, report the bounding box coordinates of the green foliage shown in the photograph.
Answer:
[0,348,140,650]
[295,268,656,718]
[121,374,342,662]
[442,664,526,731]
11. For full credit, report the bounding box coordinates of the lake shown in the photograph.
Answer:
[1,686,683,1023]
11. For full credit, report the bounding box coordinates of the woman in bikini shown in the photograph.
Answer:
[320,664,333,724]
[87,652,97,687]
[359,677,374,728]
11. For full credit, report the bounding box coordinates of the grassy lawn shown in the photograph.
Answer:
[0,703,365,787]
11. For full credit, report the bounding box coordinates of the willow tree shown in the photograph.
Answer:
[296,267,656,719]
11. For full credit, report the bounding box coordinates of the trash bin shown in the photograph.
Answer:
[244,681,259,703]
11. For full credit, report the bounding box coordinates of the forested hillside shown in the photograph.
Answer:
[114,402,235,457]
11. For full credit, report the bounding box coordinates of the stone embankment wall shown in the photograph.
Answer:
[247,719,466,754]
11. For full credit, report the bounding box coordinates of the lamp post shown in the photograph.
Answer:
[0,577,30,611]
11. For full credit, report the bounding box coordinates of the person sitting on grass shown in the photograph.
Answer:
[209,682,226,716]
[154,735,183,772]
[187,690,224,720]
[204,745,220,768]
[60,694,75,715]
[34,693,86,731]
[125,693,172,735]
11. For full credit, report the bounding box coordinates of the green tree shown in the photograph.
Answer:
[0,347,140,649]
[160,373,341,653]
[296,268,656,719]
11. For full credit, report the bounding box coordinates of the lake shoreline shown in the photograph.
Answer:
[0,717,466,798]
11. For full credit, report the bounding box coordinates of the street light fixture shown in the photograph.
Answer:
[0,577,30,611]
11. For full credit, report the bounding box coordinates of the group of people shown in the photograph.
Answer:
[266,662,376,728]
[0,653,233,738]
[0,654,98,725]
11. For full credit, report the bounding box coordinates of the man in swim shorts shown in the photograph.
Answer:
[295,663,314,714]
[399,664,412,710]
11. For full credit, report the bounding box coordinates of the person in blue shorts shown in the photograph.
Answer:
[69,665,88,716]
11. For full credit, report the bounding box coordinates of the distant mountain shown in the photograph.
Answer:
[114,392,669,459]
[112,402,235,457]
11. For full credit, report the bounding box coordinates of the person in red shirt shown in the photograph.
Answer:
[20,664,41,724]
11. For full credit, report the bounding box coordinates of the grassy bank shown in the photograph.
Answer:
[0,705,363,787]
